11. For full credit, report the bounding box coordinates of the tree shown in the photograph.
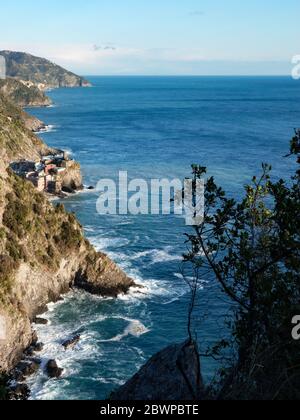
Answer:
[182,131,300,400]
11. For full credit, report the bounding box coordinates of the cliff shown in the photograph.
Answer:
[111,341,205,401]
[0,172,133,371]
[0,93,53,162]
[58,160,83,192]
[0,51,91,89]
[0,78,51,107]
[0,91,133,374]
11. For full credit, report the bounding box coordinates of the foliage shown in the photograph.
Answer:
[183,130,300,400]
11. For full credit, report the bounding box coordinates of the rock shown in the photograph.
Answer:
[34,342,44,352]
[62,334,81,350]
[8,384,30,400]
[59,161,84,192]
[13,359,40,381]
[24,346,35,357]
[62,186,76,194]
[33,317,48,325]
[32,331,38,345]
[87,186,95,190]
[111,341,205,401]
[46,360,64,378]
[25,342,43,355]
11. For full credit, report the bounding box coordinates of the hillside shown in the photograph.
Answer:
[0,78,51,107]
[0,51,91,89]
[0,93,53,163]
[0,92,133,376]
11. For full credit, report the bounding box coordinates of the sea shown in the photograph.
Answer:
[26,76,300,400]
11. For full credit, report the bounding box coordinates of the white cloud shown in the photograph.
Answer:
[0,42,291,75]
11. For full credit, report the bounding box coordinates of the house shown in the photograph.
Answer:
[26,173,46,192]
[10,150,71,195]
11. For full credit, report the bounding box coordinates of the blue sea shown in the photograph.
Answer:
[27,76,300,400]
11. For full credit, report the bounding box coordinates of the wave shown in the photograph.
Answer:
[98,319,149,342]
[89,236,131,252]
[39,124,58,133]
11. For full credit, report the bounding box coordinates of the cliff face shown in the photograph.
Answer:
[58,161,83,191]
[0,51,91,89]
[0,78,51,107]
[0,91,133,373]
[0,91,48,135]
[0,172,133,371]
[0,94,53,162]
[111,341,205,401]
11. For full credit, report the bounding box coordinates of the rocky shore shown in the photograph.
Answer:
[0,56,134,400]
[111,341,205,401]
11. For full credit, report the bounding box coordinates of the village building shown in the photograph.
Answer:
[9,150,71,195]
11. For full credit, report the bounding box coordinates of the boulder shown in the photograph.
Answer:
[111,341,205,401]
[24,342,44,356]
[13,359,40,381]
[34,342,44,352]
[34,317,48,325]
[46,360,63,378]
[62,334,81,350]
[62,186,76,194]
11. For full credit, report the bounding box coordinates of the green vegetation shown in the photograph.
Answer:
[0,169,85,302]
[183,131,300,400]
[0,50,90,88]
[0,78,51,107]
[0,93,49,161]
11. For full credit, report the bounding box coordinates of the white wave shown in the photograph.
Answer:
[128,247,182,265]
[99,319,149,342]
[174,272,209,285]
[89,236,131,252]
[84,226,96,233]
[39,124,58,133]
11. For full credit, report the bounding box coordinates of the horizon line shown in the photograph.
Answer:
[82,74,293,78]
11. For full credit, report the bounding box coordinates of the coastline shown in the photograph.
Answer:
[0,81,136,400]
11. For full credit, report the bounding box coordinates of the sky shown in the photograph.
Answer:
[1,0,300,75]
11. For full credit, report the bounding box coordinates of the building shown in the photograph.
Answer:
[9,150,71,195]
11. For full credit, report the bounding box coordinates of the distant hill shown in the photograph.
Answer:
[0,51,91,88]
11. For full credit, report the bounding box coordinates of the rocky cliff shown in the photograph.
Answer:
[58,160,84,192]
[0,51,91,89]
[111,341,205,401]
[0,90,133,374]
[0,78,51,107]
[0,93,53,161]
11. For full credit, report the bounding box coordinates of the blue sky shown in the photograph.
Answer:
[1,0,299,75]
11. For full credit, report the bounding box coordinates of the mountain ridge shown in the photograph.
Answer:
[0,50,91,89]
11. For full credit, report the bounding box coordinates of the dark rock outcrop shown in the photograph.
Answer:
[24,342,44,356]
[111,341,205,401]
[46,360,63,379]
[33,317,48,325]
[62,334,81,350]
[12,359,40,382]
